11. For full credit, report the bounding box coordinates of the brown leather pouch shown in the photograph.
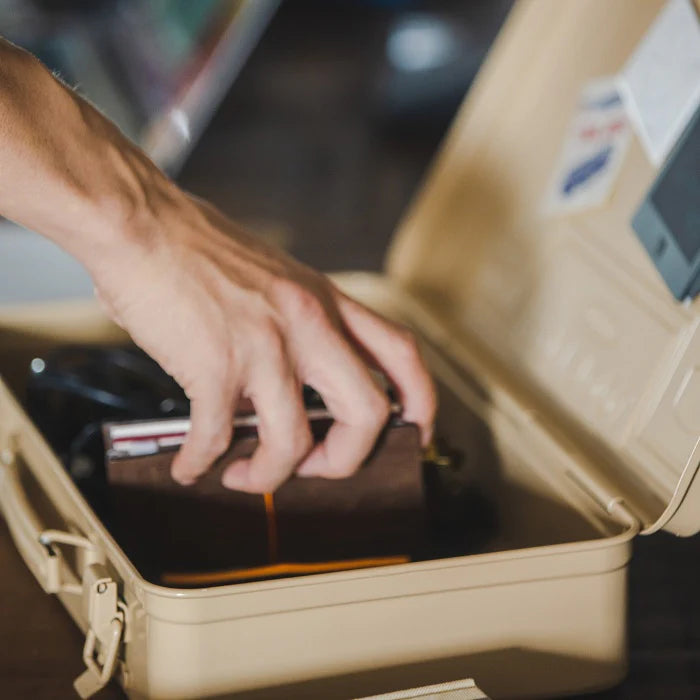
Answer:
[106,417,426,585]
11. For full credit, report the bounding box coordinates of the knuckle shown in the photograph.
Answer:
[361,390,391,426]
[207,428,231,456]
[272,426,312,467]
[252,318,285,357]
[290,427,314,461]
[272,279,327,325]
[187,353,232,391]
[192,415,232,454]
[371,390,392,420]
[268,276,297,305]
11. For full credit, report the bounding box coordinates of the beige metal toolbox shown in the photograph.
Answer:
[1,1,699,698]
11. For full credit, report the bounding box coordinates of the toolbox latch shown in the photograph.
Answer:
[0,443,126,698]
[73,562,127,699]
[38,530,126,698]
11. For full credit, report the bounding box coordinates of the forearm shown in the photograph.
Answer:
[0,39,175,271]
[0,41,436,490]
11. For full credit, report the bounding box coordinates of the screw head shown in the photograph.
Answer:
[97,582,108,594]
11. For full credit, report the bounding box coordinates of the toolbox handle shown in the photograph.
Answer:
[1,442,64,592]
[0,442,88,594]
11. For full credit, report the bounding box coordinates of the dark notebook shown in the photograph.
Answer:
[105,415,427,585]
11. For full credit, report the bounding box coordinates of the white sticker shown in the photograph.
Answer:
[544,77,631,216]
[618,0,700,165]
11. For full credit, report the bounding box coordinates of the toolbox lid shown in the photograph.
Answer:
[387,0,700,535]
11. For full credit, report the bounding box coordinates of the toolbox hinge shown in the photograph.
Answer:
[564,467,640,531]
[505,406,644,532]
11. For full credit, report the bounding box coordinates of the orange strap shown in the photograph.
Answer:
[162,556,410,586]
[263,492,278,563]
[162,491,410,586]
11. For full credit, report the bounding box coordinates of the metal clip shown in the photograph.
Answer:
[73,563,126,699]
[36,533,125,697]
[73,616,124,699]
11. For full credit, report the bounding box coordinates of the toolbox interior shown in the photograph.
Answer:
[0,311,624,588]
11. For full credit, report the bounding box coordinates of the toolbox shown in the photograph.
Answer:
[0,1,699,698]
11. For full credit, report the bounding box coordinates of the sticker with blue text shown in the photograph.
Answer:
[544,77,631,215]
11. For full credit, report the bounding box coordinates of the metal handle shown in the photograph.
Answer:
[0,442,95,594]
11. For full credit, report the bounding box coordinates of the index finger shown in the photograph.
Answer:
[295,333,391,478]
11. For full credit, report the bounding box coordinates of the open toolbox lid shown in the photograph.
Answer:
[386,0,700,536]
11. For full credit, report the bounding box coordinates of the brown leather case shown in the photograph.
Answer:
[106,421,426,583]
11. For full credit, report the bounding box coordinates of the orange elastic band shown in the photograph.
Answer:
[162,555,410,586]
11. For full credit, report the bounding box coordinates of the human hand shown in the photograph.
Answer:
[92,194,436,493]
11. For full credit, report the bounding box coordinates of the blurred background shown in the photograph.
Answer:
[0,0,511,301]
[1,2,699,699]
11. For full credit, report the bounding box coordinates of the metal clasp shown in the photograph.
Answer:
[73,562,127,699]
[37,530,126,698]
